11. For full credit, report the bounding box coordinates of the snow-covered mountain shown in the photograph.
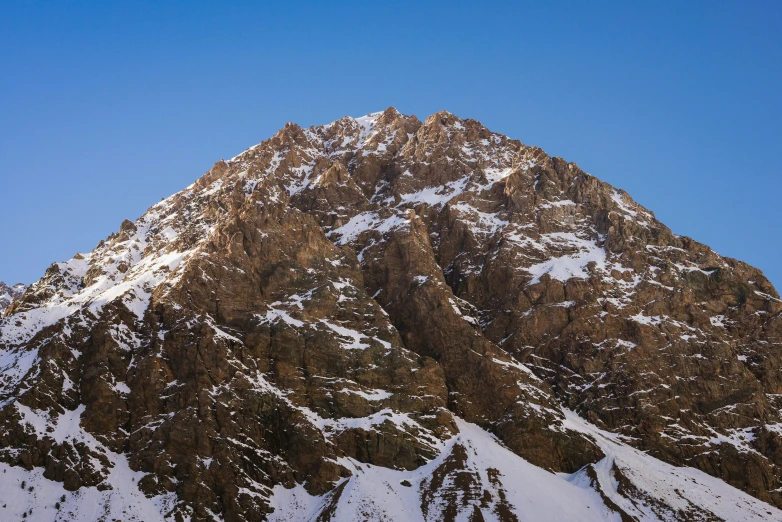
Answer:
[0,281,26,314]
[1,108,781,521]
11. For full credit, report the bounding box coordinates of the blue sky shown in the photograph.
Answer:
[1,1,780,288]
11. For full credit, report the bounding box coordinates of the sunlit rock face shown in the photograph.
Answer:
[1,107,781,521]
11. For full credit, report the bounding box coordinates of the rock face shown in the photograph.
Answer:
[0,108,781,521]
[0,281,25,314]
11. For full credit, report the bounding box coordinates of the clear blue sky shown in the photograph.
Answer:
[1,1,780,289]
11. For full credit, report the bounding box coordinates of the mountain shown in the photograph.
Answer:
[0,282,26,314]
[0,107,781,521]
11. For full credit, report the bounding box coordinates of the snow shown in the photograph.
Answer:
[328,212,409,245]
[0,347,40,406]
[0,282,26,313]
[630,313,663,326]
[111,381,131,394]
[0,169,225,419]
[490,356,542,381]
[3,403,178,521]
[5,404,779,521]
[562,409,782,521]
[450,203,509,236]
[257,303,389,352]
[540,199,576,209]
[260,308,305,328]
[298,407,440,446]
[526,233,607,284]
[0,461,176,522]
[268,416,621,521]
[397,176,469,207]
[611,190,637,217]
[320,320,370,350]
[0,214,197,348]
[15,402,88,444]
[755,290,782,303]
[354,112,383,147]
[338,388,393,401]
[707,426,759,454]
[86,249,192,321]
[482,166,513,185]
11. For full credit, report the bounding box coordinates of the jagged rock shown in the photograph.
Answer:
[0,281,25,314]
[0,108,781,521]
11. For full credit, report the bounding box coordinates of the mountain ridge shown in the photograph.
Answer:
[1,107,781,521]
[0,281,26,314]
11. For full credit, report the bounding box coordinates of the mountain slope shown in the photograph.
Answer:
[0,107,781,521]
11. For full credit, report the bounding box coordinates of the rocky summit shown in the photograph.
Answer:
[0,282,26,314]
[1,107,781,522]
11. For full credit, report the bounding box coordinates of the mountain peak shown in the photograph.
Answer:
[1,109,781,521]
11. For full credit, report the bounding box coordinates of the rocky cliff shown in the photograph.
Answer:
[0,108,780,521]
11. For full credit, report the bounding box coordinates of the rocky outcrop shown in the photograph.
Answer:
[0,281,25,314]
[0,107,780,521]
